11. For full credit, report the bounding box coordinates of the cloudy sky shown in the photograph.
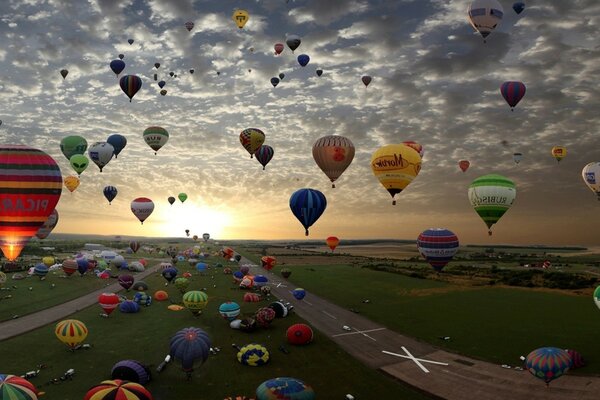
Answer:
[1,0,599,246]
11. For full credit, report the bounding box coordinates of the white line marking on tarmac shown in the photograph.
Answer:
[332,327,385,340]
[321,310,337,319]
[382,347,449,373]
[303,300,313,306]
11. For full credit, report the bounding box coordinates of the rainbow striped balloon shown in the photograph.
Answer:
[417,228,459,272]
[55,319,88,349]
[256,377,315,400]
[0,145,62,261]
[84,380,153,400]
[525,347,572,385]
[0,374,40,400]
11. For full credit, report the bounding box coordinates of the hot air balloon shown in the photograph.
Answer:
[35,209,59,240]
[185,229,190,237]
[63,176,80,194]
[42,256,54,268]
[361,75,372,87]
[316,69,323,77]
[0,146,62,261]
[255,145,274,170]
[256,377,315,400]
[281,268,291,279]
[189,68,194,74]
[161,267,178,284]
[313,135,355,188]
[525,347,572,386]
[459,160,470,172]
[103,186,118,204]
[238,344,270,366]
[582,162,600,200]
[219,302,241,321]
[110,59,126,76]
[178,193,187,203]
[60,69,68,79]
[326,236,339,252]
[0,375,41,400]
[55,319,88,349]
[60,135,88,161]
[261,256,276,271]
[551,146,567,163]
[370,144,422,205]
[286,35,301,52]
[232,9,249,29]
[274,43,284,55]
[417,228,459,272]
[118,54,124,60]
[500,81,526,111]
[131,197,154,224]
[202,233,210,242]
[289,188,327,236]
[119,75,142,102]
[143,126,169,154]
[270,77,280,87]
[185,21,195,31]
[513,2,525,14]
[297,54,310,67]
[402,141,424,158]
[33,263,48,279]
[160,89,167,96]
[158,80,166,89]
[130,241,140,253]
[240,128,265,158]
[255,307,276,327]
[169,327,211,376]
[287,324,314,345]
[593,286,600,310]
[467,0,504,42]
[62,259,77,276]
[84,380,152,400]
[118,274,134,290]
[107,134,127,158]
[99,293,120,316]
[468,174,516,235]
[279,73,285,80]
[111,360,151,385]
[154,62,160,69]
[292,288,306,300]
[183,291,208,315]
[69,154,89,176]
[88,142,114,172]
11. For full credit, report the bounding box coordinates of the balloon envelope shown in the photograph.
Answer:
[35,209,59,240]
[84,379,152,400]
[468,174,516,234]
[459,160,470,172]
[370,144,421,205]
[110,59,126,76]
[240,128,265,158]
[143,126,169,154]
[119,75,142,102]
[178,193,187,203]
[286,35,301,52]
[111,360,150,385]
[55,319,88,349]
[289,188,327,236]
[274,43,284,55]
[0,374,40,400]
[551,146,567,163]
[232,9,249,29]
[103,186,118,204]
[184,21,194,31]
[131,197,155,224]
[500,81,526,110]
[255,145,274,170]
[525,347,572,385]
[362,75,372,87]
[468,0,504,40]
[325,236,339,252]
[0,146,62,261]
[313,135,355,188]
[69,154,89,175]
[297,54,310,67]
[169,327,211,371]
[582,162,600,200]
[88,142,114,172]
[513,2,525,14]
[270,77,280,87]
[60,136,88,160]
[64,175,80,192]
[107,134,127,158]
[417,228,459,272]
[256,377,315,400]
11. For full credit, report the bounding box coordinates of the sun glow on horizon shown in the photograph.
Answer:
[153,202,233,240]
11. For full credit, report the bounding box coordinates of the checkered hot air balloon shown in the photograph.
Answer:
[239,128,265,158]
[183,290,208,315]
[238,344,270,366]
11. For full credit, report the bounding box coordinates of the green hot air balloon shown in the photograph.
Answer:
[178,193,187,203]
[69,154,89,176]
[143,126,169,155]
[60,136,88,161]
[468,174,516,235]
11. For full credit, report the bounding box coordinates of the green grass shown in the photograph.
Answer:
[0,256,426,399]
[276,263,600,374]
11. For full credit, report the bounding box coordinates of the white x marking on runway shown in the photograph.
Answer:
[382,347,449,373]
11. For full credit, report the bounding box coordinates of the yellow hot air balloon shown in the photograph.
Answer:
[239,128,265,158]
[55,319,88,349]
[64,175,80,193]
[232,9,249,29]
[370,144,421,205]
[551,146,567,163]
[42,256,55,268]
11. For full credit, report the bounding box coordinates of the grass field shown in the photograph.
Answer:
[0,247,427,400]
[255,261,600,373]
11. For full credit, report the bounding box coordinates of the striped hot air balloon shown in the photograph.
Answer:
[84,379,153,400]
[0,374,40,400]
[417,228,459,272]
[468,174,516,235]
[183,290,208,315]
[0,145,62,261]
[525,347,572,386]
[255,145,274,170]
[289,189,327,236]
[98,293,120,316]
[119,75,142,102]
[55,319,88,349]
[500,81,526,110]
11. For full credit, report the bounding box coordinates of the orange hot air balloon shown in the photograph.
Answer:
[326,236,340,252]
[459,160,470,172]
[0,145,63,261]
[64,175,80,193]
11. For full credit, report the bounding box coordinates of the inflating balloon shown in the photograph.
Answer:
[525,347,572,386]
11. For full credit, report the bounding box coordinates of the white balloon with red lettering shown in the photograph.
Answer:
[131,197,155,224]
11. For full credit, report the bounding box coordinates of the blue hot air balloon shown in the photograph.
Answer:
[76,257,89,276]
[111,360,151,385]
[110,59,126,76]
[289,188,327,236]
[107,134,127,158]
[254,145,274,170]
[513,2,525,14]
[103,186,118,205]
[158,80,166,89]
[169,327,211,375]
[297,54,310,67]
[525,347,572,385]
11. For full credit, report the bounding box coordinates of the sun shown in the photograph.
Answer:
[154,202,232,239]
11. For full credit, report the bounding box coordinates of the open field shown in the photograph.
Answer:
[0,243,425,400]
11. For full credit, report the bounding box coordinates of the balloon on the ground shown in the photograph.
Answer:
[468,174,516,235]
[143,127,169,154]
[0,145,62,261]
[567,349,585,369]
[219,302,241,321]
[261,256,276,271]
[183,290,208,315]
[162,267,178,283]
[326,236,339,252]
[525,347,572,385]
[64,175,80,192]
[256,377,315,400]
[292,288,306,300]
[551,146,567,163]
[118,274,134,290]
[131,197,155,224]
[107,134,127,158]
[33,264,48,278]
[119,300,140,313]
[35,209,59,239]
[134,291,152,306]
[269,301,289,318]
[238,344,270,366]
[417,229,459,272]
[370,144,422,205]
[174,277,189,293]
[60,136,88,160]
[154,290,168,301]
[55,319,88,349]
[312,135,355,188]
[281,268,291,279]
[240,128,265,158]
[255,307,276,328]
[62,259,77,276]
[119,75,142,102]
[0,374,41,400]
[99,293,120,315]
[244,293,261,302]
[287,324,314,345]
[111,360,150,385]
[69,154,89,175]
[84,379,152,400]
[289,188,327,236]
[169,327,211,373]
[467,0,504,41]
